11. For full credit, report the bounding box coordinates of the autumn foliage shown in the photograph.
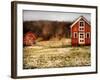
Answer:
[23,20,71,40]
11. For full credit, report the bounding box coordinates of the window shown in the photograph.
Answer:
[80,34,84,38]
[80,21,84,26]
[80,40,84,42]
[87,33,89,38]
[74,32,77,38]
[86,32,90,38]
[79,21,85,31]
[80,28,84,30]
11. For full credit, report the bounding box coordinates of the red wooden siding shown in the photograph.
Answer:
[85,22,91,32]
[23,32,36,46]
[71,22,79,46]
[85,22,91,45]
[71,16,91,46]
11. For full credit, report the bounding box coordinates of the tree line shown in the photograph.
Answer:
[23,20,71,40]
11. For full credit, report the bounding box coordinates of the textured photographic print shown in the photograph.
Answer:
[23,10,91,69]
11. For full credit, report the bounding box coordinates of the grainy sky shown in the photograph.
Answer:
[23,10,91,22]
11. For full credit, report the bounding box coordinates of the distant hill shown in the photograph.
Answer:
[23,20,72,40]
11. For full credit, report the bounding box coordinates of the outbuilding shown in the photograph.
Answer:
[70,16,91,46]
[23,31,36,46]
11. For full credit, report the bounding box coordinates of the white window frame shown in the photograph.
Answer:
[79,32,85,44]
[79,21,85,31]
[74,32,77,38]
[86,32,90,38]
[80,33,84,38]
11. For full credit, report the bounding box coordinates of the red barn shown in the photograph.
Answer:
[23,32,36,46]
[70,16,91,46]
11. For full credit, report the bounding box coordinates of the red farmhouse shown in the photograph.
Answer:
[70,16,91,46]
[23,32,36,46]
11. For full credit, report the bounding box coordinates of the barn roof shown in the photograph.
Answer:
[70,16,91,28]
[24,31,37,39]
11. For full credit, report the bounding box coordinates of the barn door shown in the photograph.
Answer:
[79,32,85,44]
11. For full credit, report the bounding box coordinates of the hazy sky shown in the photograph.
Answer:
[23,10,91,22]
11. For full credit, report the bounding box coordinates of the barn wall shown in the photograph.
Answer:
[71,22,79,32]
[85,38,91,45]
[85,22,91,32]
[71,38,78,46]
[71,18,91,45]
[85,21,91,45]
[71,22,79,45]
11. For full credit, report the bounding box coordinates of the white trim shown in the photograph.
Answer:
[79,20,85,31]
[85,32,90,38]
[79,32,85,44]
[79,21,85,27]
[73,32,77,38]
[70,16,90,28]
